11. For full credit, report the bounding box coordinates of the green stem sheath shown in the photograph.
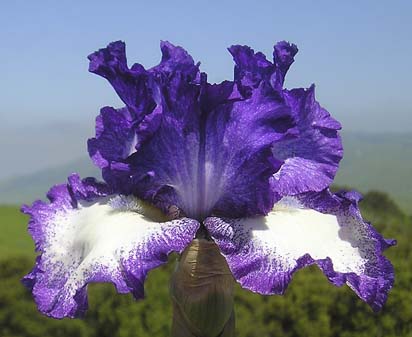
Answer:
[170,239,235,337]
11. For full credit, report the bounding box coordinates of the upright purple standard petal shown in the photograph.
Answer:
[229,44,275,97]
[88,41,298,219]
[88,41,155,117]
[271,86,343,196]
[203,85,293,218]
[87,41,200,183]
[88,106,137,169]
[228,41,298,96]
[229,41,343,197]
[150,40,199,78]
[271,41,299,90]
[205,190,395,311]
[125,60,203,216]
[22,174,199,318]
[88,40,346,219]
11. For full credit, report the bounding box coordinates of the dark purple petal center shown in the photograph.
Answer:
[88,41,342,219]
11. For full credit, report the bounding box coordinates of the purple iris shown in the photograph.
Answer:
[22,41,395,319]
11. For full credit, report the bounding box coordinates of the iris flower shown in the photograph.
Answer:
[22,41,394,324]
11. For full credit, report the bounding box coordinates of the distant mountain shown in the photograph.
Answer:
[0,122,94,181]
[0,157,100,205]
[1,132,411,213]
[334,132,412,213]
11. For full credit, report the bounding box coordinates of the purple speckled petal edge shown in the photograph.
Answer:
[205,189,395,311]
[21,173,199,318]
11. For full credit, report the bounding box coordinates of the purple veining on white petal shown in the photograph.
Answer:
[204,189,395,311]
[22,173,199,318]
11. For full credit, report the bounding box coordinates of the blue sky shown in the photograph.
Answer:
[0,0,411,178]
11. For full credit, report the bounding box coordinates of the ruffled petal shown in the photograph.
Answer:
[125,79,295,219]
[21,174,199,318]
[229,42,342,197]
[88,41,296,219]
[88,106,137,169]
[150,40,199,79]
[203,86,293,218]
[204,190,395,311]
[88,41,203,213]
[271,41,299,90]
[229,41,298,96]
[272,86,343,196]
[229,44,275,97]
[88,41,155,117]
[87,40,343,219]
[125,75,203,217]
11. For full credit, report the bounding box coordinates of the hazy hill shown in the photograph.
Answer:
[0,123,94,181]
[0,131,411,213]
[0,157,100,205]
[334,132,412,213]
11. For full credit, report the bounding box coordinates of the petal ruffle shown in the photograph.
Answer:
[88,40,343,219]
[271,41,299,90]
[229,42,342,196]
[88,41,155,117]
[88,41,204,216]
[21,174,199,318]
[203,86,293,218]
[88,106,137,169]
[229,44,275,97]
[204,189,395,311]
[271,86,343,196]
[229,41,298,96]
[88,41,296,219]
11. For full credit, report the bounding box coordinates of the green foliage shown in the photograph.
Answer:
[0,206,33,258]
[0,255,176,337]
[0,191,411,337]
[0,256,89,337]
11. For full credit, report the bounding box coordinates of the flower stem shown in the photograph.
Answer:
[170,239,235,337]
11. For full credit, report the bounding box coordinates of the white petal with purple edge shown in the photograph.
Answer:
[204,191,395,311]
[22,176,199,318]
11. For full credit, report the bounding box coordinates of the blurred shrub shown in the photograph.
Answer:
[0,191,411,337]
[0,256,89,337]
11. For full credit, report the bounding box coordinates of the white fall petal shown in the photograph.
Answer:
[23,192,199,318]
[205,193,394,311]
